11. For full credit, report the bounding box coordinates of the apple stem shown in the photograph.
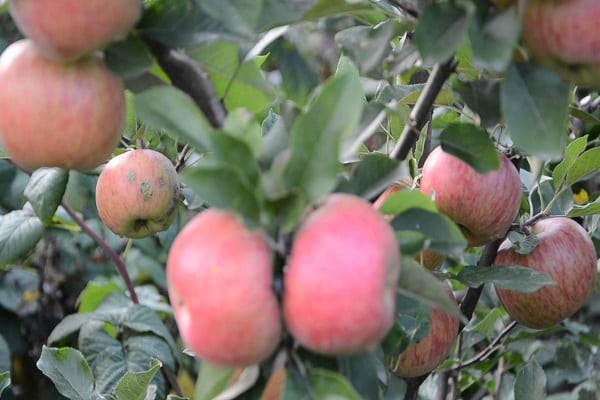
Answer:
[61,201,139,304]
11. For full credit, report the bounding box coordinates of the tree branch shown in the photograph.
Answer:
[141,36,227,129]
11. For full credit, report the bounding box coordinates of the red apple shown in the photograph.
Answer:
[521,0,600,86]
[420,147,522,247]
[374,182,445,270]
[96,149,180,238]
[167,209,282,367]
[0,39,125,171]
[10,0,142,61]
[388,283,459,378]
[494,217,597,329]
[283,193,401,355]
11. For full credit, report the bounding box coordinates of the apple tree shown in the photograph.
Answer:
[0,0,599,399]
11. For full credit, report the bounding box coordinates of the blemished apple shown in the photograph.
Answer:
[521,0,600,87]
[167,209,282,367]
[420,147,522,247]
[388,283,459,378]
[374,181,445,270]
[10,0,142,61]
[493,217,597,329]
[96,149,180,239]
[283,193,401,355]
[0,39,125,171]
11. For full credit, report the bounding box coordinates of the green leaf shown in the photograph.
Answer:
[552,136,588,191]
[134,86,214,151]
[0,268,39,314]
[514,359,546,400]
[439,123,500,173]
[391,209,467,254]
[105,34,154,79]
[115,358,162,400]
[454,79,502,128]
[566,147,600,187]
[194,363,238,400]
[283,367,362,400]
[0,371,10,397]
[0,209,45,267]
[457,265,555,293]
[379,191,437,216]
[167,395,189,400]
[36,346,95,400]
[0,334,10,373]
[467,308,505,340]
[284,60,364,203]
[122,306,180,362]
[336,154,404,199]
[469,7,520,71]
[338,352,380,400]
[397,258,461,319]
[501,62,569,160]
[221,109,263,158]
[23,167,69,224]
[506,231,540,255]
[567,200,600,218]
[415,2,470,63]
[77,281,122,314]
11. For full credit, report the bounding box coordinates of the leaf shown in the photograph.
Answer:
[0,268,39,315]
[0,209,45,267]
[454,79,502,128]
[122,306,180,362]
[566,147,600,187]
[36,346,95,400]
[284,60,364,203]
[194,363,238,400]
[397,258,461,319]
[0,334,10,373]
[457,265,555,293]
[391,209,467,254]
[115,358,163,400]
[336,153,404,199]
[467,308,505,340]
[104,35,154,79]
[567,200,600,218]
[439,123,500,173]
[77,281,122,314]
[338,353,380,400]
[212,365,259,400]
[506,231,540,255]
[0,371,10,397]
[552,135,588,191]
[415,2,470,63]
[514,359,546,400]
[379,191,437,216]
[501,62,569,160]
[283,367,362,400]
[23,167,69,224]
[469,7,520,71]
[134,86,214,151]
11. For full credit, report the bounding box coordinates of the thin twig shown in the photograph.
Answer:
[453,321,518,370]
[61,202,139,304]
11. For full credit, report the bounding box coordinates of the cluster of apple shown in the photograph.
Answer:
[387,147,597,377]
[166,193,402,368]
[0,0,142,171]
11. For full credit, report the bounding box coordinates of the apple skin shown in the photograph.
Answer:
[283,193,401,355]
[0,39,125,171]
[493,217,597,329]
[10,0,142,62]
[420,147,522,247]
[521,0,600,86]
[95,149,180,239]
[388,284,459,378]
[167,209,282,367]
[374,182,445,270]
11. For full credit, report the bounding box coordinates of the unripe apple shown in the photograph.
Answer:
[420,147,522,247]
[167,209,282,367]
[283,193,401,355]
[521,0,600,86]
[493,217,597,329]
[0,39,125,171]
[96,149,180,239]
[374,182,445,270]
[388,283,459,378]
[9,0,143,62]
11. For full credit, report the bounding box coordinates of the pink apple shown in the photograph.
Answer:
[167,209,282,367]
[420,147,522,247]
[521,0,600,86]
[10,0,142,61]
[388,283,459,378]
[95,149,180,239]
[283,193,401,355]
[494,217,597,329]
[0,39,125,171]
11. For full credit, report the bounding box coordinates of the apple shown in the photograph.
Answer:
[521,0,600,86]
[10,0,143,61]
[493,217,597,329]
[420,147,522,247]
[0,39,125,171]
[95,149,180,239]
[283,193,401,355]
[388,283,459,378]
[167,209,282,367]
[374,182,445,270]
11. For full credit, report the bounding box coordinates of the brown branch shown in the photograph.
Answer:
[141,36,227,129]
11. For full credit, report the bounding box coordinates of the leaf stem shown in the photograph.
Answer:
[61,202,139,304]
